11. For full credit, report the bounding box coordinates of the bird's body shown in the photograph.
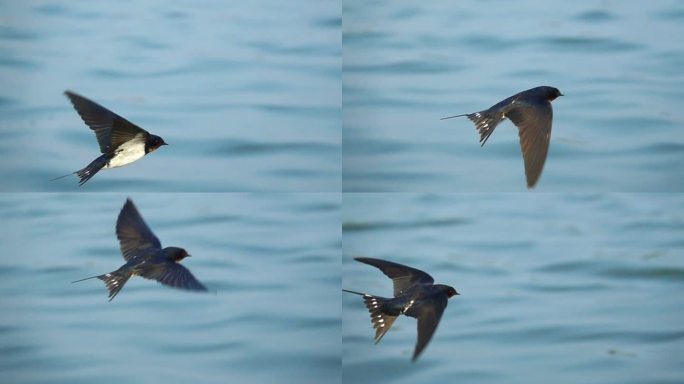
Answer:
[343,257,458,361]
[53,91,167,186]
[442,86,563,188]
[73,198,208,301]
[102,133,147,168]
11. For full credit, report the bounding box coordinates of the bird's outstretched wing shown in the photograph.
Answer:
[116,198,162,261]
[64,91,147,153]
[355,257,434,297]
[405,293,448,362]
[504,100,553,188]
[138,262,208,291]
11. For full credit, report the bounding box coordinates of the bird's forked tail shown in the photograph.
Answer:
[343,289,398,343]
[441,110,505,146]
[73,269,132,301]
[51,154,109,186]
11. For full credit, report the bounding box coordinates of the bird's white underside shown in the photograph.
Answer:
[105,134,146,169]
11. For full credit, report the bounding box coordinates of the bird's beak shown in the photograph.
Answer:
[162,142,169,146]
[559,93,564,96]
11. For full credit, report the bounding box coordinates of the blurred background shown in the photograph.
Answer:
[343,0,684,191]
[0,193,341,383]
[343,193,684,383]
[0,0,340,191]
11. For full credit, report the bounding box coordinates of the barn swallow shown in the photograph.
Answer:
[343,257,459,362]
[73,198,208,301]
[441,86,563,188]
[52,91,167,186]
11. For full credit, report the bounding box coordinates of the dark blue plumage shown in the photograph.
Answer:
[442,86,563,188]
[73,198,208,301]
[343,257,459,361]
[52,91,167,186]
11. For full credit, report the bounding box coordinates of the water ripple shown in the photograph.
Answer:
[536,36,642,52]
[213,140,338,156]
[343,217,470,232]
[574,10,617,23]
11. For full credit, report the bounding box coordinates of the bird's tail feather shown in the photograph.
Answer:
[76,156,109,186]
[466,110,504,146]
[50,172,77,182]
[441,110,504,146]
[72,275,99,283]
[342,289,366,296]
[51,155,108,186]
[73,269,131,301]
[440,113,469,120]
[362,295,398,343]
[98,270,132,301]
[344,289,398,344]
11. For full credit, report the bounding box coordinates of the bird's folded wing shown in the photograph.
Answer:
[116,199,162,261]
[355,257,434,297]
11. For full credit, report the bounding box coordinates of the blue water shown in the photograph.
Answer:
[343,0,684,191]
[343,193,684,383]
[0,193,341,383]
[1,1,683,383]
[0,1,340,192]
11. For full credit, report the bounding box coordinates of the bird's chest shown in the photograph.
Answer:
[105,137,146,169]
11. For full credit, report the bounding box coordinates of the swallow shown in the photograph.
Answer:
[441,86,563,188]
[343,257,459,362]
[73,198,208,301]
[52,91,168,186]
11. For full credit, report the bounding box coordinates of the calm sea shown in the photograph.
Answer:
[1,1,682,383]
[0,193,341,383]
[343,0,684,191]
[343,193,684,384]
[0,1,340,192]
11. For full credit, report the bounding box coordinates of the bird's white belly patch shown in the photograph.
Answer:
[105,135,146,169]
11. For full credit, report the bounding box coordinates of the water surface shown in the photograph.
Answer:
[343,193,684,383]
[0,193,341,383]
[343,0,684,191]
[0,1,340,191]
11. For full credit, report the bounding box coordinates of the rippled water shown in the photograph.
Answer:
[343,0,684,191]
[0,193,340,383]
[342,193,684,383]
[0,1,340,192]
[1,1,683,383]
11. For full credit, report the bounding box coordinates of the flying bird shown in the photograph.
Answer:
[343,257,459,362]
[73,198,208,301]
[441,86,563,188]
[52,91,167,186]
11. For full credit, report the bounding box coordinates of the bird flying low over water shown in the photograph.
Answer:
[52,91,167,186]
[73,198,208,301]
[343,257,459,362]
[441,86,563,188]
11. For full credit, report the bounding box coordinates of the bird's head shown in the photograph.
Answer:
[165,246,190,262]
[146,134,168,153]
[436,284,459,298]
[544,86,564,101]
